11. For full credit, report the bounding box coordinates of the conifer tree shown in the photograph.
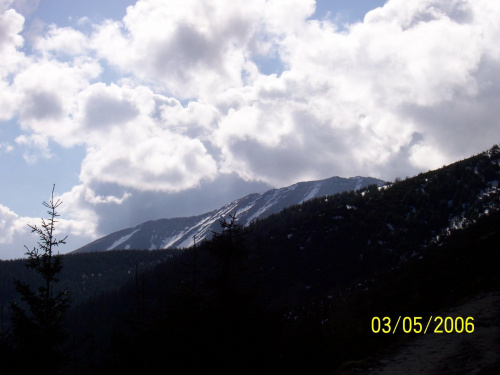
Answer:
[10,185,71,374]
[207,213,247,309]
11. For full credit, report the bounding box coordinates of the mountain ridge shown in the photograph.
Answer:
[3,145,500,374]
[72,175,385,253]
[64,145,500,374]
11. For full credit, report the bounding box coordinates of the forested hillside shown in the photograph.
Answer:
[0,249,179,323]
[1,145,499,374]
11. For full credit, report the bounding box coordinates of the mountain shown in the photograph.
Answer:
[72,176,385,253]
[60,144,500,375]
[4,145,500,374]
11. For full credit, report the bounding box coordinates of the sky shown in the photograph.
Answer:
[1,0,499,259]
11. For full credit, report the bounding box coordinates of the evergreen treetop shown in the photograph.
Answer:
[10,185,71,374]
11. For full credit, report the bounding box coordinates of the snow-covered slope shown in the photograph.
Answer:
[72,176,385,253]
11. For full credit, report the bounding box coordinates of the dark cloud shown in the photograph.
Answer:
[84,91,139,128]
[227,122,355,185]
[85,174,271,236]
[153,24,224,78]
[404,1,473,28]
[21,90,64,120]
[398,56,500,160]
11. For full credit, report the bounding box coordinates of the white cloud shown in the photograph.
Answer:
[159,98,220,134]
[0,203,22,245]
[209,0,500,184]
[84,188,131,205]
[409,141,448,170]
[0,199,97,259]
[90,0,304,98]
[12,56,102,146]
[69,82,219,192]
[2,0,500,258]
[78,82,142,130]
[0,7,25,119]
[0,203,50,259]
[0,8,24,57]
[0,142,13,152]
[56,184,108,237]
[6,0,500,185]
[77,16,89,26]
[4,185,126,258]
[34,24,89,56]
[15,133,51,162]
[80,130,218,192]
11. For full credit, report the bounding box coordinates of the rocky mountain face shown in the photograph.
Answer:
[72,176,385,253]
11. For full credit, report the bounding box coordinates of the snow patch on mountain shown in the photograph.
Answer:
[355,176,364,191]
[160,230,188,249]
[106,228,141,250]
[245,193,280,225]
[72,176,385,254]
[301,182,321,203]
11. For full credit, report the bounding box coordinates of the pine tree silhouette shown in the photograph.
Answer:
[207,212,246,306]
[10,185,71,374]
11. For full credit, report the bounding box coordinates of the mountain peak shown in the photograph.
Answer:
[72,175,385,254]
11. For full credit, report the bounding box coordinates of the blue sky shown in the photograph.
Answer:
[1,0,499,259]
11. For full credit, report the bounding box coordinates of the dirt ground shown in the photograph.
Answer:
[340,292,500,375]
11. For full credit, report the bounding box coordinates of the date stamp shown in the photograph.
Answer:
[371,316,474,334]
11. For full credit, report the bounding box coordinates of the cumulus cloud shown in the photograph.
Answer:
[0,8,24,56]
[79,130,218,192]
[0,200,96,259]
[11,57,102,148]
[2,0,500,258]
[210,0,500,184]
[0,203,22,245]
[15,133,52,162]
[0,7,25,119]
[0,185,125,259]
[34,25,89,56]
[56,184,108,237]
[89,0,307,98]
[70,82,219,192]
[80,83,141,129]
